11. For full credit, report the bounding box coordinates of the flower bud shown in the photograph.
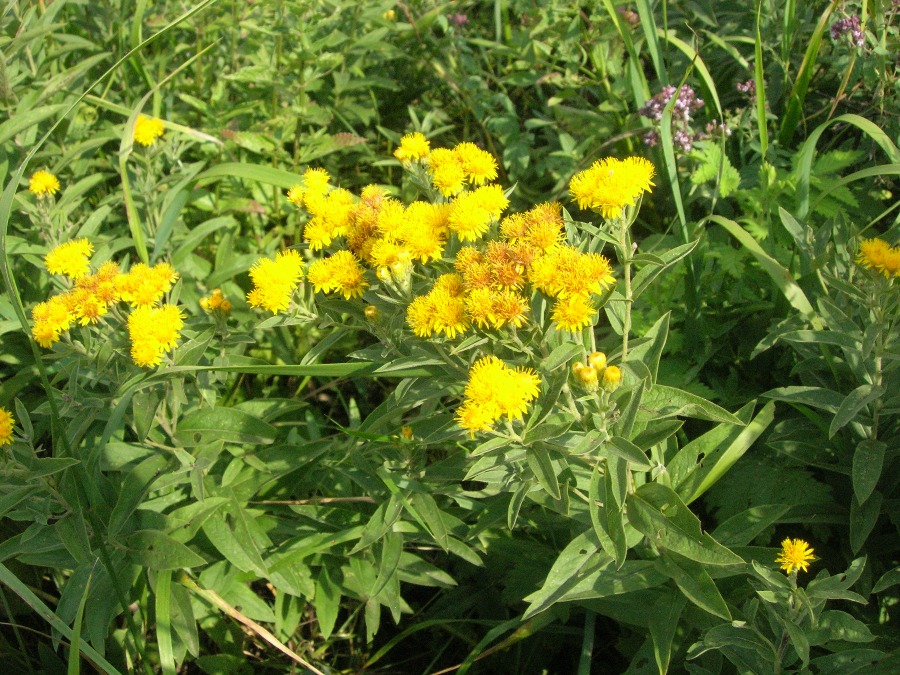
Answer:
[587,351,607,372]
[572,362,599,392]
[601,365,622,392]
[364,305,379,320]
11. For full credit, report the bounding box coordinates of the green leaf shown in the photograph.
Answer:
[154,570,176,675]
[763,386,844,412]
[521,531,605,618]
[125,530,205,570]
[407,493,449,551]
[852,440,885,505]
[632,241,699,301]
[66,567,93,675]
[831,385,884,438]
[648,593,685,675]
[627,312,670,385]
[315,566,341,640]
[108,453,170,538]
[627,484,743,566]
[640,385,744,425]
[657,552,731,620]
[195,162,306,189]
[680,401,775,504]
[608,437,653,470]
[712,505,791,547]
[872,566,900,594]
[710,216,820,326]
[542,342,583,371]
[527,449,561,500]
[850,492,882,554]
[174,407,277,446]
[807,610,874,646]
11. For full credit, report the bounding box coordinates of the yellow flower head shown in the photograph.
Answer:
[394,132,431,163]
[551,293,595,332]
[570,156,655,219]
[307,250,368,300]
[127,303,184,367]
[775,537,815,575]
[287,184,305,206]
[0,406,14,446]
[303,167,331,196]
[45,239,93,279]
[247,250,305,313]
[455,141,498,186]
[856,238,900,278]
[456,355,541,435]
[116,262,180,307]
[29,169,61,198]
[429,147,467,197]
[133,115,165,147]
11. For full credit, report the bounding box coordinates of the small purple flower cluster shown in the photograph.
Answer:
[449,13,469,27]
[736,79,756,97]
[638,85,706,152]
[830,14,865,47]
[638,85,704,124]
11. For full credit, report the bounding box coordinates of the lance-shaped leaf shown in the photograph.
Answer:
[627,484,743,566]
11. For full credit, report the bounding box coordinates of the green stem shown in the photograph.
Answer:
[619,220,633,361]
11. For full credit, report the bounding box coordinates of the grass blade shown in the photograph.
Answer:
[67,569,94,675]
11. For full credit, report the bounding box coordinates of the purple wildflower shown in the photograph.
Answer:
[638,85,704,125]
[449,13,469,27]
[830,15,865,47]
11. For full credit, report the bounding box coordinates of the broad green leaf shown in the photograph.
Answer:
[627,484,743,566]
[850,492,882,554]
[648,593,685,675]
[108,453,170,538]
[781,329,862,350]
[521,531,605,618]
[315,566,341,640]
[640,385,743,425]
[527,449,561,500]
[852,440,885,505]
[656,552,731,620]
[542,342,583,371]
[125,530,205,570]
[627,312,670,385]
[806,610,874,646]
[632,241,699,300]
[174,407,277,446]
[407,493,449,551]
[831,385,883,438]
[608,437,653,470]
[195,162,306,189]
[370,531,403,599]
[763,386,844,413]
[154,570,176,675]
[872,567,900,594]
[680,401,775,504]
[712,505,791,547]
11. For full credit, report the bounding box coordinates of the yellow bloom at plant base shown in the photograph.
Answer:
[0,406,15,446]
[856,237,900,278]
[247,250,305,313]
[128,304,184,368]
[29,169,61,198]
[456,355,541,435]
[570,156,655,219]
[133,115,165,147]
[776,538,815,575]
[394,132,431,163]
[45,239,93,279]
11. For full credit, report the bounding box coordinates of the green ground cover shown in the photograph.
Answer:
[1,1,898,673]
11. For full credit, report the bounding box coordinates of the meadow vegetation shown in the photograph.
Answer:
[1,1,898,673]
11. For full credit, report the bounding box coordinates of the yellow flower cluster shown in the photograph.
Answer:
[407,202,615,336]
[133,115,165,147]
[44,239,93,279]
[393,132,431,163]
[570,157,655,220]
[200,288,231,313]
[456,355,541,435]
[428,142,499,196]
[775,537,815,575]
[0,405,14,446]
[856,237,900,278]
[32,243,183,366]
[28,169,61,198]
[128,305,184,367]
[247,250,305,313]
[572,352,621,393]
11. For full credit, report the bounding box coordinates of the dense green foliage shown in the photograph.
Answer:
[1,1,898,673]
